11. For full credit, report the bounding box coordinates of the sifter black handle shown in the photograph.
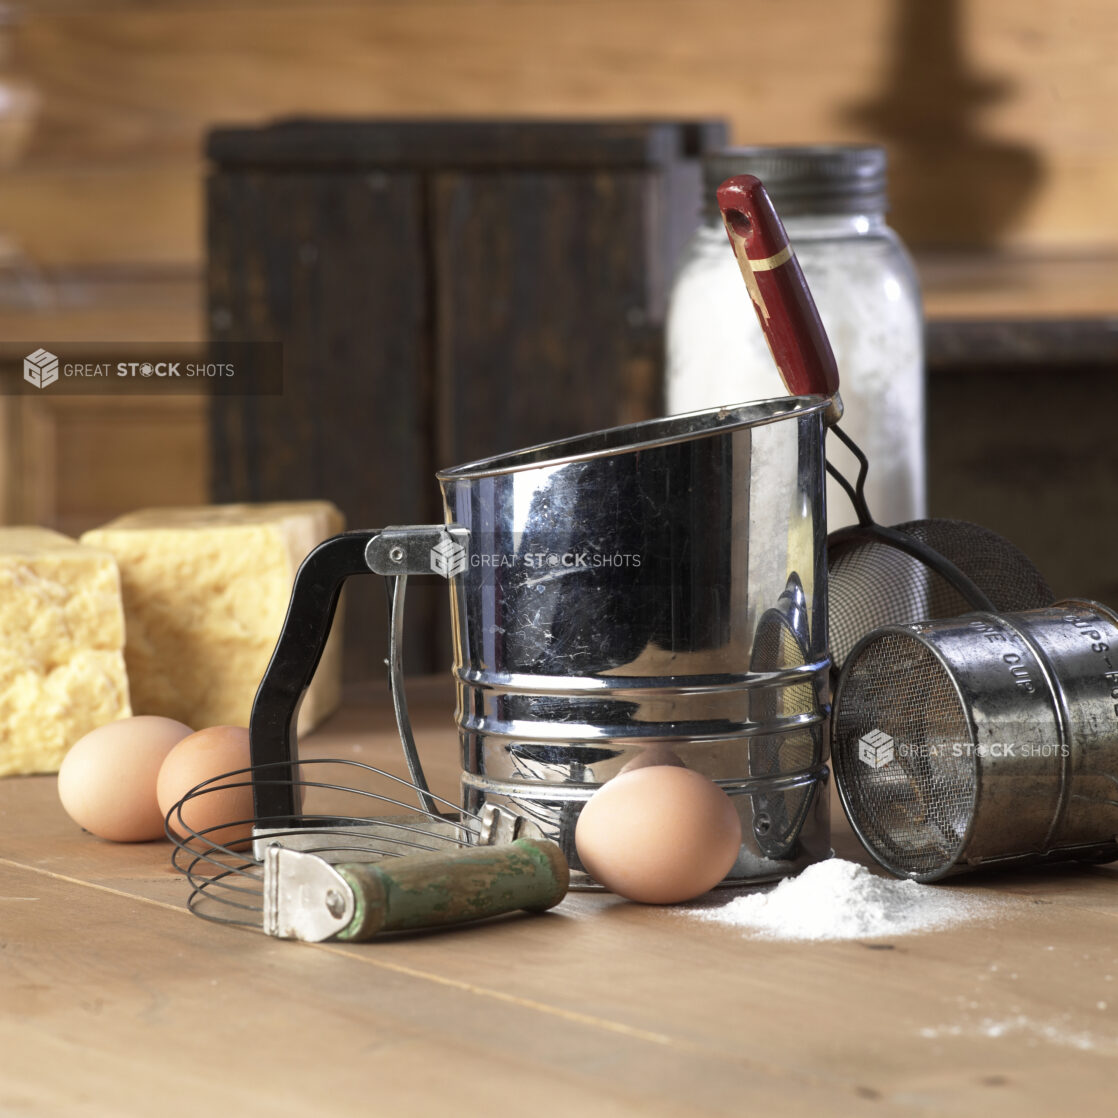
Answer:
[249,530,380,825]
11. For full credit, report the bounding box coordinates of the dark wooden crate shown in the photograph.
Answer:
[206,118,726,681]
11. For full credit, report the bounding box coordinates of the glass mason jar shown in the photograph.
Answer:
[665,145,925,530]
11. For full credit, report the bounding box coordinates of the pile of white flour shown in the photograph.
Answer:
[688,858,993,941]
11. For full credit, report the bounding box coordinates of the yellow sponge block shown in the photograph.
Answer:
[82,502,344,735]
[0,528,132,776]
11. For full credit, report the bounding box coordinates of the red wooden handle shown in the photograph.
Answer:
[716,174,841,401]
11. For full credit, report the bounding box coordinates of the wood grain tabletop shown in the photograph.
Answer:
[3,676,1116,1117]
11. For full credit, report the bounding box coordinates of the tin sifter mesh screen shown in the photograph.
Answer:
[828,518,1054,670]
[833,631,977,879]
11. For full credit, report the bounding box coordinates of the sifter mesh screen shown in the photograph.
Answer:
[828,518,1054,669]
[833,630,977,879]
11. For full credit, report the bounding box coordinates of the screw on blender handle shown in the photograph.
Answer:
[716,174,843,423]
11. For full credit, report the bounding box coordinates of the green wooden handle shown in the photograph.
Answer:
[334,838,569,940]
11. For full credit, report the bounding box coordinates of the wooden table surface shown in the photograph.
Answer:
[3,677,1117,1117]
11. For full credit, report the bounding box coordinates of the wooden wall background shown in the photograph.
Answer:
[5,0,1118,271]
[0,0,1116,598]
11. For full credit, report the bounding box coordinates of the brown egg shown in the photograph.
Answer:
[157,726,255,850]
[575,764,742,904]
[58,716,195,842]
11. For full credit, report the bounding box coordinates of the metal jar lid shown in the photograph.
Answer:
[702,144,888,218]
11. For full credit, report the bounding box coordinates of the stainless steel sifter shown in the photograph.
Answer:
[832,599,1118,881]
[249,396,835,891]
